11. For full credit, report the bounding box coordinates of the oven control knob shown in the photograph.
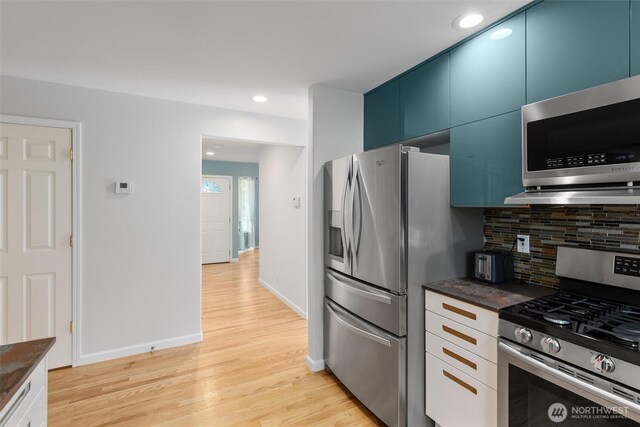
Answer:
[514,327,533,344]
[541,337,561,354]
[591,354,615,374]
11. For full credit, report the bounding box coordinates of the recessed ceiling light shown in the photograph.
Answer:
[205,151,215,156]
[252,95,268,103]
[453,13,484,29]
[490,28,513,40]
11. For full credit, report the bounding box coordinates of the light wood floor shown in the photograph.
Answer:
[48,250,382,426]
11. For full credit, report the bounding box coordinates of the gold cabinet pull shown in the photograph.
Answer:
[442,347,477,370]
[442,325,477,345]
[442,302,476,320]
[443,370,477,395]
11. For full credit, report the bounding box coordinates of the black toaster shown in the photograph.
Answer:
[474,250,514,283]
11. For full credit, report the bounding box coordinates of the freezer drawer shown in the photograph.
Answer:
[324,298,406,427]
[325,269,406,336]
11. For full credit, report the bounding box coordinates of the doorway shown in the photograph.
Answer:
[201,175,232,264]
[0,120,76,369]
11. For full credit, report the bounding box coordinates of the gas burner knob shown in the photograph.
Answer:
[591,354,615,374]
[541,336,561,354]
[514,327,533,344]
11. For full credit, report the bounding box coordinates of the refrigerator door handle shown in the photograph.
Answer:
[341,162,352,260]
[326,271,392,304]
[326,303,392,347]
[348,162,358,270]
[353,163,363,259]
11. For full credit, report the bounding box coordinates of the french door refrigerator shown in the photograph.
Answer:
[324,144,483,427]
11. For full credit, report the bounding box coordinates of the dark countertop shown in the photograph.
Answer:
[0,337,55,411]
[424,278,557,312]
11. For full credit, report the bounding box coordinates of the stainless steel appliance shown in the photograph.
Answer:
[498,247,640,426]
[506,75,640,204]
[474,250,514,283]
[324,144,483,427]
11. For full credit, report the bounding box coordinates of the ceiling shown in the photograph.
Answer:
[201,137,263,163]
[0,1,531,120]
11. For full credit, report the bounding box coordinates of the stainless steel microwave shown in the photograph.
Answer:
[522,75,640,188]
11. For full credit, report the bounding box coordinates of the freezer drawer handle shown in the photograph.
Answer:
[326,272,392,304]
[327,304,391,347]
[442,325,477,345]
[442,347,477,370]
[442,303,477,321]
[443,370,477,395]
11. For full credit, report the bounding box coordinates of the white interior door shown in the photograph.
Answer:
[201,175,231,264]
[0,123,73,369]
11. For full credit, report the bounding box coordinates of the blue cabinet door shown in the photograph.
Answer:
[450,13,525,127]
[527,0,630,103]
[632,0,640,76]
[450,110,524,206]
[400,53,450,139]
[364,80,401,150]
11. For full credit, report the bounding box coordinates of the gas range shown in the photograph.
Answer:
[497,247,640,425]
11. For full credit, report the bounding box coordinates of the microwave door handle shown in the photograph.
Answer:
[499,342,640,414]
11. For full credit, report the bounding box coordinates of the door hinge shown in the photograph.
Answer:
[69,321,74,334]
[69,235,73,247]
[69,147,73,161]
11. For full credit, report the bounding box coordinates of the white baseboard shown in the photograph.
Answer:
[258,277,307,319]
[306,355,325,372]
[77,332,203,366]
[238,247,257,255]
[230,258,239,263]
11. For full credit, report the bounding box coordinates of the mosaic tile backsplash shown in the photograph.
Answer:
[483,205,640,287]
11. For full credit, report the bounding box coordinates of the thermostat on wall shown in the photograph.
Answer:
[115,181,132,194]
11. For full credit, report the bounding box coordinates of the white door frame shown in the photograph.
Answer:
[0,114,82,367]
[201,174,233,263]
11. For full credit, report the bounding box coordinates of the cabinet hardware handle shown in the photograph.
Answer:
[442,325,477,345]
[0,381,31,426]
[443,347,477,370]
[442,303,476,320]
[443,370,477,395]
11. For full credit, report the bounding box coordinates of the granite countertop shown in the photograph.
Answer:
[0,337,55,411]
[424,278,557,312]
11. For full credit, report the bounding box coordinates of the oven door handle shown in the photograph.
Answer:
[499,342,640,414]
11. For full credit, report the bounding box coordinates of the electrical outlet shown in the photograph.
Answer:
[517,235,530,254]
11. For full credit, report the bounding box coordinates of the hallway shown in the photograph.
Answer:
[48,251,381,425]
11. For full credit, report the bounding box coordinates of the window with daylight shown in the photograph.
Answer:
[201,181,222,193]
[238,176,257,251]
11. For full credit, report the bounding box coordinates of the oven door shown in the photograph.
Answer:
[498,340,640,426]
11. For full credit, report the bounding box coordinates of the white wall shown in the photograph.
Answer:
[0,75,307,365]
[306,85,363,371]
[258,145,307,318]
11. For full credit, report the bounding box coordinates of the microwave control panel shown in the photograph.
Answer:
[545,152,637,169]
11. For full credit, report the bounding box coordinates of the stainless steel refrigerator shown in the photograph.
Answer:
[323,144,483,427]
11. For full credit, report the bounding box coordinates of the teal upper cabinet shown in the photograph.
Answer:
[450,110,524,206]
[632,0,640,76]
[364,80,401,151]
[450,13,525,127]
[526,0,630,103]
[400,53,450,139]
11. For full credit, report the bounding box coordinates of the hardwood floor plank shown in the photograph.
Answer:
[49,251,382,426]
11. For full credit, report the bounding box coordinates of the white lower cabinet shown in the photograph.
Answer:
[425,290,498,427]
[0,357,48,427]
[425,353,497,427]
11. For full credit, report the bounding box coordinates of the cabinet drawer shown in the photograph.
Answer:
[426,331,497,389]
[425,311,497,363]
[426,290,498,337]
[425,353,497,427]
[0,358,47,426]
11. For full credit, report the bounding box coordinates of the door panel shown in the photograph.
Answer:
[324,156,352,275]
[352,145,403,292]
[201,176,231,264]
[324,298,406,427]
[0,123,72,369]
